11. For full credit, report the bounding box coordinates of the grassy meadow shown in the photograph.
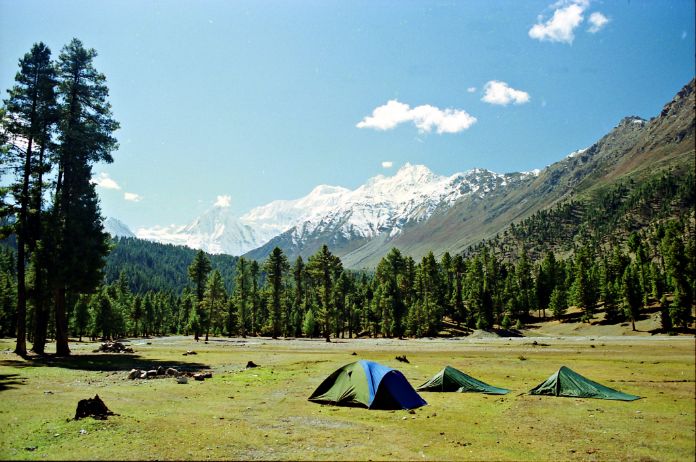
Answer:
[0,335,694,461]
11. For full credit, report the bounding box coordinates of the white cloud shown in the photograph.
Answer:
[92,172,121,190]
[481,81,531,106]
[214,195,232,208]
[381,161,393,169]
[467,87,477,93]
[529,0,586,44]
[124,192,142,202]
[357,100,476,134]
[530,1,609,43]
[587,12,609,33]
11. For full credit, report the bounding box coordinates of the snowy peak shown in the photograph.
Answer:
[393,162,438,183]
[104,217,135,238]
[137,205,264,256]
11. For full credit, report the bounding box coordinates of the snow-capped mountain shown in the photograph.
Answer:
[136,163,535,257]
[104,217,136,238]
[136,206,264,256]
[267,164,519,240]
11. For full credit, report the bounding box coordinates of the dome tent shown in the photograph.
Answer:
[417,365,509,394]
[529,366,640,401]
[308,360,427,410]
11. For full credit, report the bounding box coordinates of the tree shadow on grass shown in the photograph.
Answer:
[0,353,210,374]
[0,373,25,392]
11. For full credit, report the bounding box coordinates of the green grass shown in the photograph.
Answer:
[0,336,694,460]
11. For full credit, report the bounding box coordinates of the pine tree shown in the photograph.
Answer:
[188,250,212,304]
[291,256,305,337]
[3,42,58,355]
[333,272,352,338]
[549,287,567,320]
[450,254,466,325]
[89,289,113,340]
[515,248,534,318]
[71,295,89,341]
[0,272,16,337]
[307,245,342,342]
[536,251,559,319]
[375,248,407,338]
[187,250,211,340]
[302,308,316,337]
[249,260,260,335]
[659,295,673,333]
[233,257,250,337]
[440,252,454,319]
[130,294,143,337]
[177,288,193,334]
[202,270,226,341]
[48,39,119,355]
[419,252,444,336]
[142,292,155,336]
[264,247,289,339]
[570,247,597,322]
[622,263,642,331]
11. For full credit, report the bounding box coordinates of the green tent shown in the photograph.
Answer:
[529,366,640,401]
[308,360,427,410]
[416,365,509,395]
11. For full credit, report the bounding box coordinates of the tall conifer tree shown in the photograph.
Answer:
[3,43,57,355]
[264,247,289,339]
[48,39,118,355]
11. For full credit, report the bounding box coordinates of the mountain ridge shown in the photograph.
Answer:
[134,162,535,259]
[125,78,694,268]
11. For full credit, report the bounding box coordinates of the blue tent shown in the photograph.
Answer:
[308,360,427,410]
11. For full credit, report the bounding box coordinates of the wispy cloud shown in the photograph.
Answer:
[357,100,476,134]
[92,172,121,190]
[381,161,393,169]
[467,87,477,93]
[124,192,142,202]
[481,81,530,106]
[587,12,609,33]
[214,195,232,208]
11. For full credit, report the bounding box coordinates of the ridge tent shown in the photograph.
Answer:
[416,365,509,395]
[308,360,427,410]
[529,366,641,401]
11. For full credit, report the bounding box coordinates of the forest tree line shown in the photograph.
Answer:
[1,213,692,343]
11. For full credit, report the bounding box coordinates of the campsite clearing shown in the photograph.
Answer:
[0,335,693,461]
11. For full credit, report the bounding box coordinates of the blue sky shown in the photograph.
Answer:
[1,0,694,230]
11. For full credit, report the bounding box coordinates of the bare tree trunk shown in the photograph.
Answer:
[14,137,34,357]
[54,287,70,356]
[31,143,48,355]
